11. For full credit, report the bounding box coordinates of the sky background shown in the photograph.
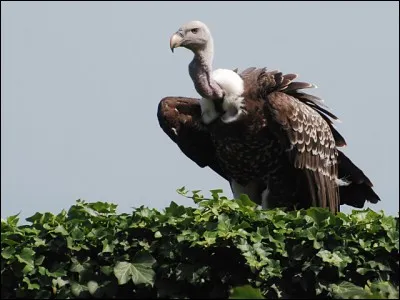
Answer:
[1,1,399,221]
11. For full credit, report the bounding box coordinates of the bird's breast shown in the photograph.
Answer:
[212,132,286,184]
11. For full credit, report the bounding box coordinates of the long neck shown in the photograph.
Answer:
[194,39,214,70]
[189,38,224,100]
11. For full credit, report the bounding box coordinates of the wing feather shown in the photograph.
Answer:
[157,97,228,180]
[238,67,347,147]
[266,91,340,212]
[337,150,380,207]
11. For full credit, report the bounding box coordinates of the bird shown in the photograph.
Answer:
[158,20,380,213]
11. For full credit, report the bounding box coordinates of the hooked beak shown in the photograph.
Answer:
[170,33,183,53]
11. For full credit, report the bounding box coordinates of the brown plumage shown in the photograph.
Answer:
[159,21,380,213]
[158,67,380,213]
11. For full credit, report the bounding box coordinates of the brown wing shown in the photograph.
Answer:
[240,67,347,147]
[239,67,340,212]
[266,91,340,213]
[157,97,228,180]
[239,67,379,212]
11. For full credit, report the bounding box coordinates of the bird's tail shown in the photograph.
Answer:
[337,150,380,208]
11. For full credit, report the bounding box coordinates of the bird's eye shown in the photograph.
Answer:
[191,28,199,34]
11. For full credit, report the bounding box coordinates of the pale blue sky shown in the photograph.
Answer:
[1,1,399,221]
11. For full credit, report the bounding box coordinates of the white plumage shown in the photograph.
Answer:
[199,68,245,124]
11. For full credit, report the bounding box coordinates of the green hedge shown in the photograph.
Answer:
[1,188,399,299]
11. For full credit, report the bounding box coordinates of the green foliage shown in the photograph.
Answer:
[1,188,398,299]
[230,285,265,299]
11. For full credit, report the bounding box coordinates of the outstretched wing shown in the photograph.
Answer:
[157,97,228,180]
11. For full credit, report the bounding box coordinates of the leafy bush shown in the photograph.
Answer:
[1,188,399,299]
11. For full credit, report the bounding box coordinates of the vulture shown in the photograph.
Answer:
[157,20,380,213]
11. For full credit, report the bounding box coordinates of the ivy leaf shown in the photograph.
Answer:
[35,255,45,266]
[356,267,372,275]
[90,202,117,214]
[46,265,67,278]
[55,277,68,288]
[202,231,217,245]
[2,246,16,259]
[54,224,68,236]
[100,265,113,276]
[22,277,40,290]
[329,281,370,299]
[176,186,188,196]
[87,280,99,295]
[70,258,85,273]
[230,285,264,299]
[217,214,232,233]
[210,189,224,200]
[15,247,35,268]
[306,208,331,226]
[7,213,20,226]
[38,266,47,275]
[101,240,114,253]
[317,250,352,268]
[71,281,88,297]
[238,194,257,208]
[33,237,46,247]
[70,227,85,240]
[114,251,156,286]
[366,260,392,272]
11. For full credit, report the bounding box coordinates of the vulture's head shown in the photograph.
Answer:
[170,21,212,53]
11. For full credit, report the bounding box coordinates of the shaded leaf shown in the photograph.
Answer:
[23,277,40,290]
[15,247,35,267]
[329,281,370,299]
[71,282,88,297]
[230,285,264,299]
[87,280,99,295]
